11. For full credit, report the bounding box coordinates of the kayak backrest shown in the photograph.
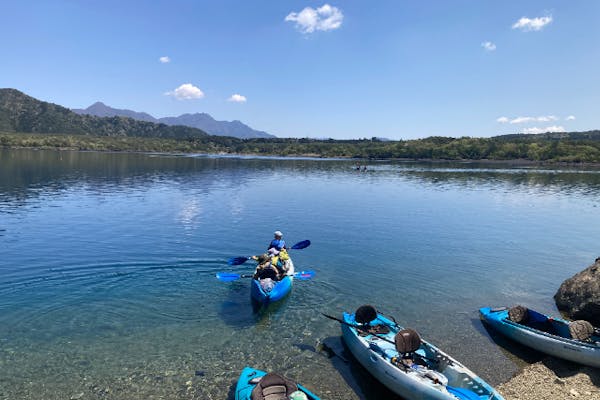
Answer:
[395,328,421,354]
[508,305,528,324]
[569,320,594,341]
[257,266,278,280]
[251,372,298,400]
[355,304,378,324]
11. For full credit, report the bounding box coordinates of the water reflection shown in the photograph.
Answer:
[2,150,600,212]
[0,149,316,209]
[402,167,600,197]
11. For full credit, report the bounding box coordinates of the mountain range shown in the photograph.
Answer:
[3,88,599,146]
[0,88,209,139]
[72,102,275,139]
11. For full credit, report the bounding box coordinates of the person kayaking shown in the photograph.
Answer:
[269,247,291,276]
[251,253,280,281]
[268,230,286,253]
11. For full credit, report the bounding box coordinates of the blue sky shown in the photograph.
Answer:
[1,1,599,140]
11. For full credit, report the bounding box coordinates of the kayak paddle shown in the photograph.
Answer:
[290,240,311,250]
[226,240,311,265]
[227,256,251,266]
[216,270,316,282]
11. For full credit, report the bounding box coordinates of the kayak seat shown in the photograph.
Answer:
[355,305,378,324]
[251,372,298,400]
[256,266,279,280]
[508,305,528,324]
[570,320,594,341]
[395,328,421,354]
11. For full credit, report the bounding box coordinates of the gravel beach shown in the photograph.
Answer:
[497,357,600,400]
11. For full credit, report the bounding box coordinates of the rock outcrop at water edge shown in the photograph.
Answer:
[554,257,600,325]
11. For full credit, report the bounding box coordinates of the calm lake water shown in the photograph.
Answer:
[1,148,599,400]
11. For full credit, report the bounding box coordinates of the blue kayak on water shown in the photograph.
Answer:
[480,306,600,368]
[235,366,321,400]
[335,305,504,400]
[250,259,294,304]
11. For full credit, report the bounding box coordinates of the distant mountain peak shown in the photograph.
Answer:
[73,102,157,123]
[72,102,275,139]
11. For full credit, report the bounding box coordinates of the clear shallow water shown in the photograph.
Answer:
[1,149,600,400]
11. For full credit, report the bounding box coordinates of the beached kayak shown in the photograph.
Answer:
[339,306,504,400]
[250,259,294,304]
[480,306,600,367]
[235,366,320,400]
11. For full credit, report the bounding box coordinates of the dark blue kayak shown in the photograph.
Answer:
[480,306,600,367]
[235,366,320,400]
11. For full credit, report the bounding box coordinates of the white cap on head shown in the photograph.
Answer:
[274,231,283,237]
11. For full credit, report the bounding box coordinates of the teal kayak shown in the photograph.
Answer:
[235,366,320,400]
[480,306,600,367]
[337,306,504,400]
[250,260,295,304]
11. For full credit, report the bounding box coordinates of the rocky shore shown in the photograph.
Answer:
[497,357,600,399]
[497,258,600,400]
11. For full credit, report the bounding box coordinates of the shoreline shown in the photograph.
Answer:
[497,357,600,399]
[4,145,600,168]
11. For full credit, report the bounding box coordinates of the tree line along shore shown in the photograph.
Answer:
[2,130,600,164]
[1,88,599,163]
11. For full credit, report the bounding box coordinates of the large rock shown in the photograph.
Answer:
[554,258,600,325]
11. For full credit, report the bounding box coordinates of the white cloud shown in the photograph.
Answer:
[482,41,496,51]
[522,125,565,134]
[497,115,559,124]
[512,16,553,32]
[566,115,576,121]
[510,116,536,124]
[228,94,247,103]
[165,83,204,100]
[159,56,171,63]
[285,4,343,34]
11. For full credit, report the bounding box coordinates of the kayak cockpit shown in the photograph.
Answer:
[504,305,600,343]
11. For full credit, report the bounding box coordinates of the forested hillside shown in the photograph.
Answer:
[0,89,209,139]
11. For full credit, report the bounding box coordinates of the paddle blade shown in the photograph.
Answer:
[216,272,241,282]
[291,240,311,250]
[228,256,250,266]
[294,270,315,280]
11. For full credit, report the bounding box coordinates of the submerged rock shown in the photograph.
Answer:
[554,258,600,325]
